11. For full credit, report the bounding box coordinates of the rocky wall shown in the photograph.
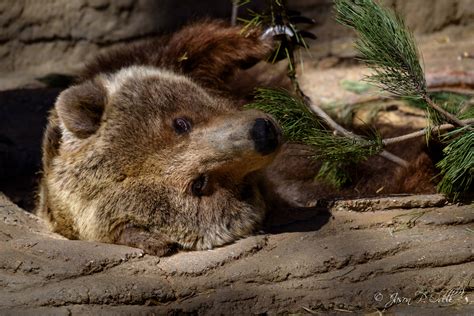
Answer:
[1,0,474,89]
[0,0,262,89]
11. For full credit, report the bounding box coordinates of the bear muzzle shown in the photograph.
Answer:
[250,118,281,155]
[186,110,282,174]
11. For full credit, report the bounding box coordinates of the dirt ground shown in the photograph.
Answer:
[1,192,472,315]
[1,19,473,316]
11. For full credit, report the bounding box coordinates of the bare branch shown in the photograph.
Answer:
[231,1,239,26]
[379,150,409,168]
[383,119,474,145]
[305,100,409,168]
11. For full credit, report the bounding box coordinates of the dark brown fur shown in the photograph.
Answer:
[80,20,272,98]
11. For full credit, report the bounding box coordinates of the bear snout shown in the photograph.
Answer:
[250,118,281,155]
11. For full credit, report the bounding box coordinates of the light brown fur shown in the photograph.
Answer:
[37,21,282,256]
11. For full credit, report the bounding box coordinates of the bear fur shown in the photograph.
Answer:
[37,20,283,256]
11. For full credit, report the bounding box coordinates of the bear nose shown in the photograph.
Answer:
[250,118,281,155]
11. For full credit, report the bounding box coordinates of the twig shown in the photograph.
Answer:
[383,119,474,145]
[423,73,474,130]
[231,1,239,26]
[379,150,409,168]
[306,100,409,168]
[291,74,410,167]
[291,65,410,168]
[307,100,356,138]
[424,95,469,128]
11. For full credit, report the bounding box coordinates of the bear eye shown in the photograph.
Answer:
[173,117,192,134]
[191,174,209,197]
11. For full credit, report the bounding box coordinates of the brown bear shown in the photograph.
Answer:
[37,20,283,256]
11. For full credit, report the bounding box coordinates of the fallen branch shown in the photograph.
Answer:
[306,99,409,168]
[383,119,474,145]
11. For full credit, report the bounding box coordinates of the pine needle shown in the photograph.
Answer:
[246,88,384,187]
[405,91,471,139]
[334,0,426,99]
[436,128,474,199]
[246,88,323,143]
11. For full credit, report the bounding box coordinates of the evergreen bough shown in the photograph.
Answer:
[334,0,426,98]
[247,88,383,187]
[242,0,473,198]
[436,128,473,200]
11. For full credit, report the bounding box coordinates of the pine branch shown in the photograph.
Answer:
[241,0,472,196]
[436,128,474,199]
[383,119,474,145]
[290,82,410,168]
[247,88,407,168]
[334,0,470,129]
[307,99,409,167]
[424,95,469,128]
[334,0,426,98]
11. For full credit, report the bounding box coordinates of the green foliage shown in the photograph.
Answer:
[406,92,470,120]
[405,91,471,139]
[246,88,384,188]
[436,128,474,199]
[322,101,355,126]
[334,0,426,99]
[335,0,473,198]
[305,129,382,162]
[460,105,474,120]
[239,8,263,34]
[245,88,322,142]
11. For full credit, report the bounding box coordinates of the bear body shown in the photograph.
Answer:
[37,21,282,256]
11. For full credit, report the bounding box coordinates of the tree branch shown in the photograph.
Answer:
[383,119,474,145]
[305,99,409,168]
[379,150,409,168]
[278,26,407,168]
[231,1,239,26]
[423,95,470,128]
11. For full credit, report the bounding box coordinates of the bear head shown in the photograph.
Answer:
[45,65,282,251]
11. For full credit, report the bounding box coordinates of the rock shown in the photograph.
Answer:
[2,0,474,90]
[331,194,448,212]
[1,192,472,314]
[0,0,268,90]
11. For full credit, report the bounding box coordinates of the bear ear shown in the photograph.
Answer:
[55,80,107,139]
